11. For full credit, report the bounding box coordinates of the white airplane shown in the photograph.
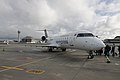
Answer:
[39,29,105,59]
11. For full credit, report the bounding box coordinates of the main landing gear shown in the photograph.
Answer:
[48,47,53,52]
[48,47,66,52]
[87,51,94,59]
[61,48,66,52]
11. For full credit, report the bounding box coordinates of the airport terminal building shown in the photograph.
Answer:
[104,36,120,43]
[21,36,38,43]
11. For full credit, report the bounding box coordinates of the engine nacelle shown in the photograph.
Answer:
[41,36,47,42]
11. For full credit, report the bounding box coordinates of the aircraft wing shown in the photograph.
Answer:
[36,43,60,48]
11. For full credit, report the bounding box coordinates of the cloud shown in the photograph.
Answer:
[0,0,120,39]
[0,0,58,38]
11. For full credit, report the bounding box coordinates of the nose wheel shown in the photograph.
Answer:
[87,51,94,59]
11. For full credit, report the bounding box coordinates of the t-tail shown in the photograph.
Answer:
[37,29,49,43]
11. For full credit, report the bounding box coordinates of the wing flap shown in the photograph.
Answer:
[36,43,60,48]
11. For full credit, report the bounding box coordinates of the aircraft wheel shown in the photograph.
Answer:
[61,48,66,52]
[90,55,94,59]
[87,55,94,59]
[87,56,90,59]
[88,51,94,59]
[49,49,52,52]
[48,47,53,52]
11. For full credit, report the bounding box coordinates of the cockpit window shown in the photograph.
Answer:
[74,34,77,36]
[77,33,94,37]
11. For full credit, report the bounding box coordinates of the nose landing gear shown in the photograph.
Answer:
[87,51,94,59]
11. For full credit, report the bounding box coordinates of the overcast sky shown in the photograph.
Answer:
[0,0,120,39]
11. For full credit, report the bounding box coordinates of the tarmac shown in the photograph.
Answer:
[0,43,120,80]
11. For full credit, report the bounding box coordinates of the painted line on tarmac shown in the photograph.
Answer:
[115,63,119,65]
[26,69,45,74]
[1,66,24,70]
[0,57,50,73]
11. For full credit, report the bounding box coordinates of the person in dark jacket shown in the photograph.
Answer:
[104,45,111,57]
[104,45,111,63]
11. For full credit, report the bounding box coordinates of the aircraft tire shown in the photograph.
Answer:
[48,47,53,52]
[61,48,66,52]
[49,49,52,52]
[90,55,94,59]
[87,55,94,59]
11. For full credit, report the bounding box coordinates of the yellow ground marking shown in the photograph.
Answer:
[1,66,24,70]
[26,69,45,74]
[0,57,50,72]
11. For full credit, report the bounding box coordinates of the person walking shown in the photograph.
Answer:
[111,44,115,57]
[118,46,120,57]
[104,45,111,63]
[104,45,111,57]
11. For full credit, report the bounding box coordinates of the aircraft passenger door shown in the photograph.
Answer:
[69,37,75,47]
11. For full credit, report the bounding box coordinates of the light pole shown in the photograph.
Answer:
[18,30,20,42]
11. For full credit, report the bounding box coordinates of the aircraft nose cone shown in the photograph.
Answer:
[96,41,106,50]
[99,42,106,48]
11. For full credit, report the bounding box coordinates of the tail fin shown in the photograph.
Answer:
[37,29,51,43]
[44,29,48,38]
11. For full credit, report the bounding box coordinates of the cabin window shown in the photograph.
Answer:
[77,33,94,37]
[67,37,68,39]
